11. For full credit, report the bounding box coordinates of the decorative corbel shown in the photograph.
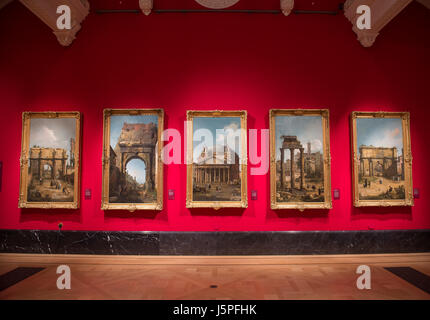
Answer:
[19,0,89,46]
[280,0,294,16]
[344,0,412,47]
[139,0,153,15]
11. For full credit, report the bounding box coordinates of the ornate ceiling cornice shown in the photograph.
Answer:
[195,0,240,9]
[14,0,420,48]
[19,0,89,46]
[344,0,413,47]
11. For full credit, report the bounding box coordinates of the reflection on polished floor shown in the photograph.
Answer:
[0,253,429,300]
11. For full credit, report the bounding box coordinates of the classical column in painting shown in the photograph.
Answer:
[61,150,66,177]
[280,148,285,189]
[290,148,295,189]
[52,150,56,179]
[148,151,154,190]
[300,147,305,190]
[38,150,43,178]
[280,136,303,191]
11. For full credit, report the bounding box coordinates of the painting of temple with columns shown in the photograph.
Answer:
[193,144,241,201]
[191,116,242,202]
[275,115,325,203]
[26,118,77,202]
[356,117,406,200]
[108,115,158,203]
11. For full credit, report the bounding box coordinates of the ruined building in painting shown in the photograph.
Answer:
[109,122,158,202]
[358,146,403,179]
[29,148,68,180]
[27,138,76,202]
[29,138,76,183]
[303,142,323,178]
[277,137,324,191]
[276,135,325,202]
[279,136,305,190]
[193,145,240,186]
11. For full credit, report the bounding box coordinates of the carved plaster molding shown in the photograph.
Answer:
[139,0,153,15]
[280,0,294,16]
[195,0,240,9]
[19,0,89,46]
[344,0,412,47]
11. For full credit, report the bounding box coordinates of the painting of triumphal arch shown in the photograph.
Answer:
[270,109,332,210]
[19,112,81,209]
[351,112,413,207]
[102,109,164,211]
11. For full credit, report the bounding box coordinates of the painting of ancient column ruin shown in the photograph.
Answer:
[270,109,332,210]
[186,110,248,209]
[18,112,81,209]
[351,112,413,207]
[101,109,164,211]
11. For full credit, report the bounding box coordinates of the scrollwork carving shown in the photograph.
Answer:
[139,0,153,15]
[195,0,240,9]
[280,0,294,16]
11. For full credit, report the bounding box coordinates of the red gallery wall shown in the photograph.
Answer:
[0,1,429,232]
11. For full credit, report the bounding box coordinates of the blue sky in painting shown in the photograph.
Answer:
[30,118,76,165]
[110,115,158,184]
[192,117,241,162]
[275,116,323,160]
[126,159,146,184]
[356,118,403,153]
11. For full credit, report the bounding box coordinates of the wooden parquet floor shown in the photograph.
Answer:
[0,253,429,300]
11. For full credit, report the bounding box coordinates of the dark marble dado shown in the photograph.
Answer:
[0,229,429,255]
[0,230,159,255]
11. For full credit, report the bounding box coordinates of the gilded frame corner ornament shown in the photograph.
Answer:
[18,111,81,209]
[351,111,413,207]
[101,108,164,211]
[186,110,248,209]
[269,109,332,210]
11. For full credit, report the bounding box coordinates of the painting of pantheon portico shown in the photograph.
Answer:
[186,110,248,209]
[270,109,332,210]
[101,109,164,211]
[351,112,413,207]
[19,112,81,209]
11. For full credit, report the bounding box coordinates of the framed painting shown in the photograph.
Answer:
[18,111,81,209]
[270,109,332,210]
[186,110,248,209]
[101,109,164,211]
[351,111,413,207]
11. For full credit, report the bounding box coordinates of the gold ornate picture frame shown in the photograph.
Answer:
[270,109,332,210]
[101,108,164,211]
[18,111,81,209]
[351,111,413,207]
[186,110,248,209]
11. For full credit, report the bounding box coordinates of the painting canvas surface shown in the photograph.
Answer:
[27,118,76,202]
[356,117,405,200]
[108,115,158,203]
[192,116,242,202]
[275,115,325,203]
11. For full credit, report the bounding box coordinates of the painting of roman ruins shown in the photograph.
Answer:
[351,112,413,207]
[270,109,332,210]
[186,110,248,209]
[18,112,81,209]
[101,109,164,211]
